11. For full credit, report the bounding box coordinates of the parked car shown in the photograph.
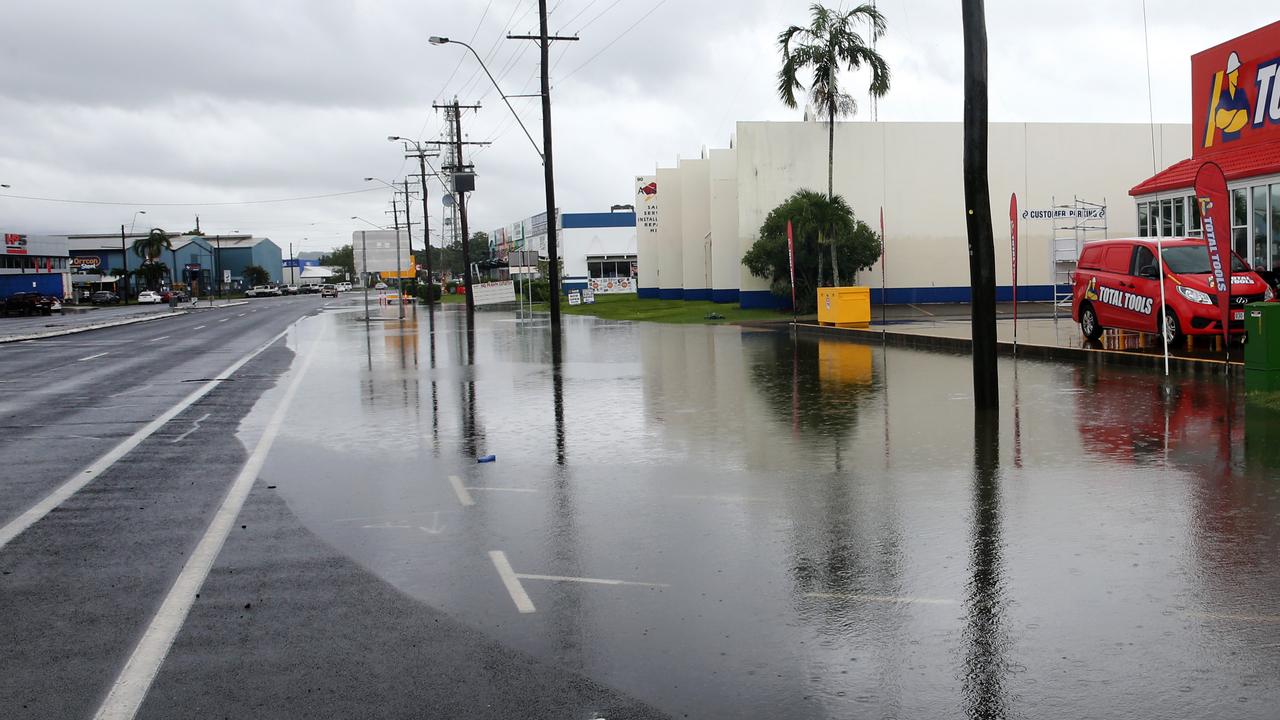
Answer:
[2,292,61,316]
[90,290,121,305]
[1072,237,1275,344]
[160,289,188,303]
[338,282,352,292]
[298,284,321,294]
[320,284,338,298]
[137,291,162,304]
[374,282,388,290]
[245,285,282,298]
[281,285,299,295]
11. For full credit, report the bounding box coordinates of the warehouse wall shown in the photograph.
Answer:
[679,158,711,300]
[709,148,739,303]
[656,166,683,299]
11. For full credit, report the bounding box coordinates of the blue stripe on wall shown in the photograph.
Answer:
[683,288,711,301]
[562,280,589,294]
[739,290,790,310]
[867,284,1064,304]
[711,289,739,303]
[637,286,660,299]
[1,274,64,298]
[561,212,636,229]
[658,288,684,300]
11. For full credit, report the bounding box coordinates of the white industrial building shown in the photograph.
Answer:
[637,121,1190,308]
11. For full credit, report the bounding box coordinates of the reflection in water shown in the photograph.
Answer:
[963,409,1011,720]
[552,332,566,466]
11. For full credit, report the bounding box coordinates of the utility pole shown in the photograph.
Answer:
[510,3,578,342]
[430,100,490,320]
[288,241,294,287]
[120,225,129,304]
[962,0,998,412]
[396,140,441,303]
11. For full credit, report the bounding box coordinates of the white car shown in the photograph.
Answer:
[245,285,282,298]
[137,291,162,304]
[338,282,352,292]
[374,282,388,290]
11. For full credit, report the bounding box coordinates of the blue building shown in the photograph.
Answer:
[67,232,281,295]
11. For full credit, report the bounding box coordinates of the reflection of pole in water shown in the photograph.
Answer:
[1012,362,1022,469]
[962,409,1010,720]
[427,304,439,452]
[552,331,566,466]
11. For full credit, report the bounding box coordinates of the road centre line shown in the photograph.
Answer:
[448,475,475,506]
[489,551,536,614]
[170,413,211,444]
[237,313,246,317]
[466,486,537,493]
[149,336,169,343]
[803,592,956,605]
[218,318,230,323]
[78,352,109,362]
[192,325,205,330]
[93,327,322,720]
[0,321,302,552]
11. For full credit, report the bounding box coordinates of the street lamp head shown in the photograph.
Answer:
[363,177,375,182]
[429,36,449,45]
[387,136,401,141]
[0,184,10,189]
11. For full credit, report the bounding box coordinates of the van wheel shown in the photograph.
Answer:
[1080,304,1103,340]
[1162,309,1184,345]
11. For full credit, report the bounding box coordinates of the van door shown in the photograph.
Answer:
[1126,244,1161,333]
[1091,244,1138,328]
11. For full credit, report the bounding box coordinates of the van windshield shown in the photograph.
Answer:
[1160,246,1248,274]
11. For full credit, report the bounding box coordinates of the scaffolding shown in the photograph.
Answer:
[1050,196,1108,318]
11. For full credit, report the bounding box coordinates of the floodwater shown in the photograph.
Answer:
[259,300,1280,719]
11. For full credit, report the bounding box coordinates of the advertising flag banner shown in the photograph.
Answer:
[786,219,796,313]
[1193,161,1233,350]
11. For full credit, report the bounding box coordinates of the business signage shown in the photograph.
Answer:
[4,233,28,255]
[1020,207,1106,220]
[70,256,102,270]
[1192,19,1280,155]
[282,258,319,269]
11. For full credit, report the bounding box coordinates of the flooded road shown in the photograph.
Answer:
[263,300,1280,719]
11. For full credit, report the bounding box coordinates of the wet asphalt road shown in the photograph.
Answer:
[3,295,1280,718]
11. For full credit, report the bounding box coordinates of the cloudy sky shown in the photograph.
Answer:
[1,1,1275,255]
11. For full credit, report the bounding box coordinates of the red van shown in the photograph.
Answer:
[1071,238,1274,344]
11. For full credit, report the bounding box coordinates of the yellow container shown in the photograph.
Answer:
[816,286,871,328]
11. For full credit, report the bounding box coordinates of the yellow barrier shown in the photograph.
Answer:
[816,286,871,328]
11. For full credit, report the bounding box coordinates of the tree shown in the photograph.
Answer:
[778,2,889,285]
[318,244,355,278]
[242,264,270,287]
[132,228,172,263]
[131,261,169,291]
[742,189,881,313]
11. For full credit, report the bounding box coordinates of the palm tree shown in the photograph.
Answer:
[778,3,889,286]
[129,226,171,288]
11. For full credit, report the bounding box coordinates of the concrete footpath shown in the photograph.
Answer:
[0,301,250,344]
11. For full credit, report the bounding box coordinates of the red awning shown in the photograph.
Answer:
[1130,139,1280,196]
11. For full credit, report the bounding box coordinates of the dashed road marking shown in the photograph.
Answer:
[149,336,169,343]
[218,318,230,323]
[192,325,205,330]
[516,572,669,588]
[466,486,537,494]
[78,352,109,362]
[448,475,474,506]
[489,551,536,614]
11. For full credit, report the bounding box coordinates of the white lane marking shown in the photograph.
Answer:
[192,325,205,330]
[465,486,537,493]
[169,412,211,444]
[77,352,109,362]
[515,573,669,588]
[218,318,230,323]
[108,383,151,399]
[149,336,169,343]
[489,551,536,614]
[0,322,301,551]
[448,475,474,506]
[803,592,956,605]
[420,512,444,535]
[93,328,321,720]
[237,313,246,317]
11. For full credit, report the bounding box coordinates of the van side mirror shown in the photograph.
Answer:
[1139,265,1159,280]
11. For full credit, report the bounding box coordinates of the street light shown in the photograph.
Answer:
[351,216,384,230]
[427,37,543,159]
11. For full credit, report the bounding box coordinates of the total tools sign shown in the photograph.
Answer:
[1193,19,1280,154]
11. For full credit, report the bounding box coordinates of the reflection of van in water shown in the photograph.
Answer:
[1071,238,1274,344]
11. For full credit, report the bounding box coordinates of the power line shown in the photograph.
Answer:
[558,0,670,85]
[0,187,385,207]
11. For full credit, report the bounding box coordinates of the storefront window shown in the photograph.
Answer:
[1138,203,1150,237]
[1232,188,1249,259]
[1173,198,1185,236]
[1272,184,1280,272]
[1188,194,1202,237]
[1161,198,1174,237]
[1253,185,1269,270]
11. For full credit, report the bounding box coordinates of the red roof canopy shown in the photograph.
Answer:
[1130,139,1280,196]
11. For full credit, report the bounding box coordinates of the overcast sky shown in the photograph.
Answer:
[1,1,1275,254]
